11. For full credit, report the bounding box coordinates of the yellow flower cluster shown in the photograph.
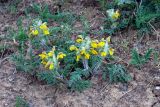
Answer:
[39,47,66,70]
[57,52,66,60]
[39,22,50,35]
[30,21,50,36]
[90,36,114,57]
[112,10,120,20]
[69,35,114,61]
[76,35,83,43]
[70,46,90,61]
[69,36,92,61]
[107,9,120,20]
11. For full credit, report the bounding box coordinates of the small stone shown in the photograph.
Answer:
[152,85,160,97]
[152,102,160,107]
[119,83,128,91]
[155,86,160,90]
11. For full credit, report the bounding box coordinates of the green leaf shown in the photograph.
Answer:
[130,49,141,66]
[107,64,132,83]
[130,49,153,68]
[15,96,29,107]
[144,48,152,61]
[37,72,58,84]
[115,0,135,5]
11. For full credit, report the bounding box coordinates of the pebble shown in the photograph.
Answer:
[152,102,160,107]
[152,86,160,97]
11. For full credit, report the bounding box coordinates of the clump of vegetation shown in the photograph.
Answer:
[11,17,131,91]
[97,0,160,36]
[9,0,159,92]
[107,64,132,83]
[15,96,29,107]
[130,49,153,69]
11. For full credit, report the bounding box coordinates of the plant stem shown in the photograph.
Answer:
[26,40,32,59]
[82,59,89,70]
[93,60,102,74]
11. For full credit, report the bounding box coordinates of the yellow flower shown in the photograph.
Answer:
[109,48,114,56]
[98,41,105,48]
[91,41,98,48]
[49,63,54,70]
[101,52,107,57]
[107,36,111,43]
[39,52,47,59]
[57,52,66,59]
[43,29,50,35]
[90,48,98,55]
[84,53,90,59]
[76,38,83,43]
[48,51,54,57]
[76,35,83,43]
[69,45,78,51]
[112,10,120,19]
[80,47,86,55]
[40,22,48,30]
[76,54,81,61]
[31,29,39,36]
[41,60,47,65]
[40,22,50,35]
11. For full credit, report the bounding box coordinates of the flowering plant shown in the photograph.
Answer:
[107,9,120,21]
[69,35,114,73]
[29,19,50,37]
[106,9,121,29]
[39,46,66,70]
[12,18,124,92]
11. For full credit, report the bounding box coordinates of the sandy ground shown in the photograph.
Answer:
[0,60,160,107]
